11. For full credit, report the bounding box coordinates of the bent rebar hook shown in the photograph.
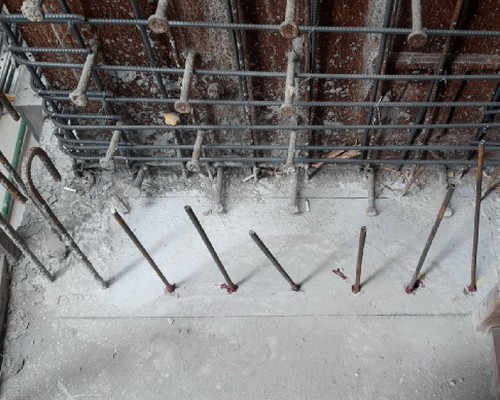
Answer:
[22,147,108,288]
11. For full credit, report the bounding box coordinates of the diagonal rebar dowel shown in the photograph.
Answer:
[249,230,300,291]
[184,205,238,293]
[0,170,27,204]
[111,209,175,293]
[0,149,27,194]
[352,226,367,294]
[405,184,455,293]
[23,147,108,288]
[470,141,486,293]
[0,213,55,282]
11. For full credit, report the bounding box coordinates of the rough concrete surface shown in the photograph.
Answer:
[0,123,500,399]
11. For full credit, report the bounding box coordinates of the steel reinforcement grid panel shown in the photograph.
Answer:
[3,0,500,169]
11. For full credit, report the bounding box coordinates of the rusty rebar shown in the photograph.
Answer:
[184,205,238,292]
[408,0,427,48]
[69,39,99,107]
[111,209,175,293]
[174,50,196,114]
[0,170,27,204]
[279,0,299,39]
[352,226,367,294]
[148,0,169,34]
[366,167,377,216]
[470,141,485,292]
[22,147,108,288]
[0,91,20,121]
[0,213,54,282]
[0,149,27,194]
[406,184,456,293]
[249,230,300,291]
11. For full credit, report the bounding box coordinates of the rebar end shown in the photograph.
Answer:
[174,100,192,114]
[184,205,192,212]
[407,31,428,48]
[186,160,201,173]
[351,284,361,294]
[279,21,299,39]
[468,284,477,293]
[291,284,301,292]
[166,283,177,294]
[148,15,169,34]
[221,283,238,294]
[249,230,256,236]
[69,91,88,107]
[280,103,296,118]
[366,207,377,217]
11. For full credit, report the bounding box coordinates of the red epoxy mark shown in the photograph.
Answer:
[220,283,238,294]
[332,268,348,280]
[405,280,425,295]
[467,284,477,293]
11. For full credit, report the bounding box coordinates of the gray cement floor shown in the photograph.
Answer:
[0,123,498,399]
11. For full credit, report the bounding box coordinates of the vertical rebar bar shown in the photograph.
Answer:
[214,167,225,214]
[249,230,301,291]
[0,149,27,195]
[281,51,297,118]
[69,39,99,107]
[0,213,54,282]
[175,50,196,114]
[288,168,300,214]
[187,130,204,172]
[184,205,238,292]
[284,129,297,173]
[366,167,377,216]
[407,0,427,48]
[469,141,485,292]
[112,209,175,293]
[148,0,169,33]
[406,184,456,293]
[280,0,299,39]
[100,125,122,170]
[352,226,367,293]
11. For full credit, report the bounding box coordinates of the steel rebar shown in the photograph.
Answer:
[280,51,297,117]
[0,91,20,121]
[186,130,204,172]
[405,184,456,293]
[148,0,169,33]
[288,168,300,214]
[174,50,196,114]
[249,230,300,291]
[469,141,485,292]
[100,126,121,170]
[184,205,238,292]
[69,39,99,107]
[352,226,367,294]
[280,0,299,39]
[366,167,377,216]
[0,170,27,204]
[214,167,225,214]
[23,147,108,288]
[112,209,175,292]
[407,0,427,48]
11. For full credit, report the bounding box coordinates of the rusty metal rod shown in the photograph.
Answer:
[0,149,27,194]
[408,0,427,48]
[174,49,195,114]
[249,230,300,291]
[366,167,377,216]
[184,205,238,292]
[279,0,299,39]
[23,147,108,288]
[186,130,204,172]
[470,141,485,292]
[0,91,20,121]
[148,0,169,33]
[406,184,455,293]
[0,170,27,204]
[0,213,54,282]
[111,209,175,293]
[352,226,367,294]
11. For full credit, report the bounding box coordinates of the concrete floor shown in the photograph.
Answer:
[0,123,498,399]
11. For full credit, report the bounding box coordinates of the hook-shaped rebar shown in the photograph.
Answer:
[22,147,108,288]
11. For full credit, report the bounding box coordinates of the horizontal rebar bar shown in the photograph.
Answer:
[3,13,500,38]
[9,52,500,81]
